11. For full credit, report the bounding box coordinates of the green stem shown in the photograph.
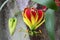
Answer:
[0,0,9,11]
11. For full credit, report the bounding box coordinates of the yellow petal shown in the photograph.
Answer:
[35,13,38,23]
[23,12,32,30]
[31,13,36,25]
[37,12,44,24]
[34,12,44,28]
[35,19,45,29]
[23,17,32,29]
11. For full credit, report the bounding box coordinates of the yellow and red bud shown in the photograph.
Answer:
[22,7,45,30]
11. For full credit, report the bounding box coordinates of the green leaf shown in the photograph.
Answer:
[8,17,17,36]
[32,0,57,10]
[45,9,55,40]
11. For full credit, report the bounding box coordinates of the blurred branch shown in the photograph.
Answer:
[0,0,9,11]
[29,2,36,8]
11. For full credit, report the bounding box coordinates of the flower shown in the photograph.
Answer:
[42,6,47,11]
[22,7,45,30]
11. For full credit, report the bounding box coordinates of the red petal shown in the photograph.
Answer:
[56,3,60,6]
[37,10,43,21]
[31,11,36,17]
[24,8,28,13]
[42,6,47,11]
[55,0,60,6]
[31,8,36,17]
[25,8,31,21]
[42,6,46,9]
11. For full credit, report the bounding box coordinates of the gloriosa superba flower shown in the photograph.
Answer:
[22,7,45,30]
